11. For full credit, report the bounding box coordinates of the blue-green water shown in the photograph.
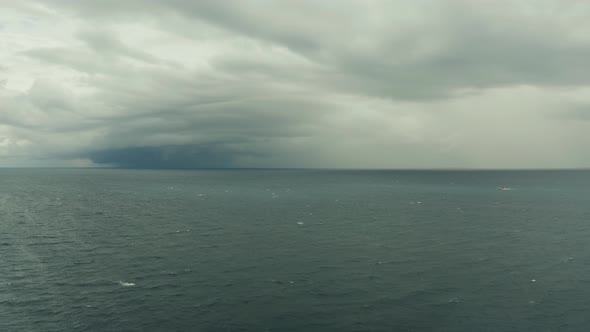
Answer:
[2,169,590,331]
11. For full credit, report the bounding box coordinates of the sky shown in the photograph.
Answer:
[1,0,590,169]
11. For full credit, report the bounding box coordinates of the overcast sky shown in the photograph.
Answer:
[1,0,590,168]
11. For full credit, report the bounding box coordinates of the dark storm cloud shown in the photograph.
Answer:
[87,145,251,169]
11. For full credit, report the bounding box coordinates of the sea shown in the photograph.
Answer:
[2,169,590,331]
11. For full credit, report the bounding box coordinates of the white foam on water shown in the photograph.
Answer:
[118,281,136,287]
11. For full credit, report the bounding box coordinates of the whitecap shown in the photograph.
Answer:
[118,281,136,287]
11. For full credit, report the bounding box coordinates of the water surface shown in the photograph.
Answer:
[2,169,590,331]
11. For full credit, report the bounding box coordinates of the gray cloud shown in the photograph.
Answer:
[43,0,590,98]
[76,29,163,66]
[2,0,590,168]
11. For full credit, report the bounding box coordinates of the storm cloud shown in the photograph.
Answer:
[2,0,590,168]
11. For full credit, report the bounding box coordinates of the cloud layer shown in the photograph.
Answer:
[2,0,590,168]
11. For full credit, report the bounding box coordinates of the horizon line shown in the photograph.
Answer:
[1,166,590,171]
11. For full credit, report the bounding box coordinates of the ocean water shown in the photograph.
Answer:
[2,169,590,331]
